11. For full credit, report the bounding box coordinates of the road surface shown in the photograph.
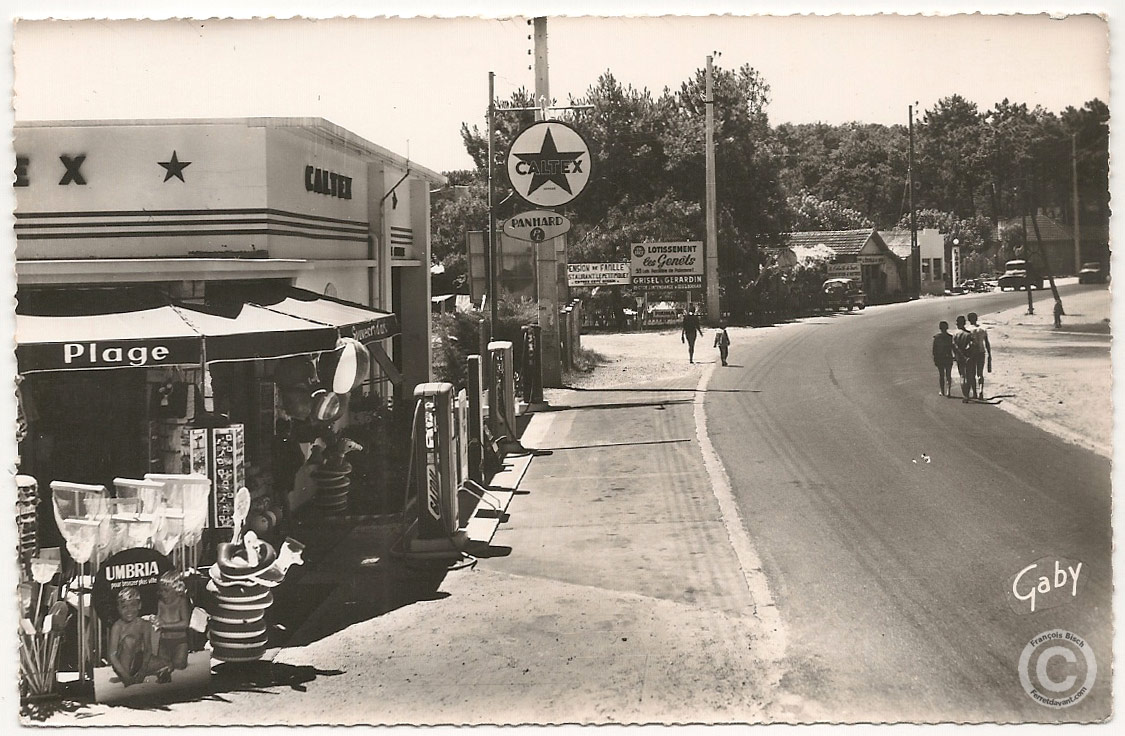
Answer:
[706,284,1112,723]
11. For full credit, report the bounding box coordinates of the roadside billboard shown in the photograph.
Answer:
[567,263,631,287]
[629,241,703,290]
[827,262,861,280]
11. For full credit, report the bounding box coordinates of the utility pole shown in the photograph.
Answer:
[704,55,720,323]
[908,104,919,297]
[1072,133,1081,274]
[532,16,562,388]
[487,71,498,333]
[534,17,549,120]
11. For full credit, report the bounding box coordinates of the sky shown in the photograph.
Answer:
[7,6,1112,174]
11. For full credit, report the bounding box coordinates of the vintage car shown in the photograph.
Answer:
[997,260,1044,291]
[1078,261,1108,284]
[822,278,866,311]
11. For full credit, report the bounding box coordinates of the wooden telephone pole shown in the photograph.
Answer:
[704,55,721,323]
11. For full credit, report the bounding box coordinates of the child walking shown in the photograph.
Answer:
[714,322,731,366]
[931,320,955,397]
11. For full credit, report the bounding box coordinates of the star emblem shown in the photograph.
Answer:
[158,150,192,182]
[514,129,584,196]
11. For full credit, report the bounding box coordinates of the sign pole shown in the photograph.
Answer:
[487,71,498,335]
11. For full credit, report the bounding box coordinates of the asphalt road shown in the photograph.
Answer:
[706,285,1112,723]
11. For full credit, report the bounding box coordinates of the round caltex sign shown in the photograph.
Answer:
[506,121,592,207]
[93,547,174,624]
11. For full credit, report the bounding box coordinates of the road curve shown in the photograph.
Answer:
[705,286,1111,723]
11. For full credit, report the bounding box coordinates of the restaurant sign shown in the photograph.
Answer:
[567,263,631,287]
[629,241,703,290]
[827,262,862,280]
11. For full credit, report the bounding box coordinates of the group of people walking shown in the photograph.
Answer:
[932,312,992,401]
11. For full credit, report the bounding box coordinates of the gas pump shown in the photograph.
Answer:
[488,340,516,441]
[521,325,544,404]
[400,382,467,557]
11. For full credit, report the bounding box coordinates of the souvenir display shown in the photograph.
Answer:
[184,425,246,529]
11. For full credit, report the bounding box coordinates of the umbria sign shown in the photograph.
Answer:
[505,121,592,208]
[502,210,572,242]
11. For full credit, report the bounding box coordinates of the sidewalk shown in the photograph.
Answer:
[45,364,783,725]
[257,372,784,725]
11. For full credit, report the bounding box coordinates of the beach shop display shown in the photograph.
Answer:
[204,489,305,663]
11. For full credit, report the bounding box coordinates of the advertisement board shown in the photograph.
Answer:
[567,263,631,287]
[629,241,703,290]
[827,262,862,280]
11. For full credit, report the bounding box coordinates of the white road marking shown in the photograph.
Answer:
[694,363,789,665]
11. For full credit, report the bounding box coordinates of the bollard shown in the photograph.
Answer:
[466,355,486,483]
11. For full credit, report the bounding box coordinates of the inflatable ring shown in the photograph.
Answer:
[211,592,273,614]
[212,647,268,663]
[209,620,268,639]
[209,611,264,625]
[213,633,269,649]
[211,583,270,602]
[215,540,278,580]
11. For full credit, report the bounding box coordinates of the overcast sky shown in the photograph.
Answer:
[9,9,1110,174]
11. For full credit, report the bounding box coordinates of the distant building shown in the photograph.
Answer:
[1001,214,1109,276]
[782,228,904,301]
[882,229,945,295]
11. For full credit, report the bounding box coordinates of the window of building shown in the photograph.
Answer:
[932,258,943,280]
[921,259,931,280]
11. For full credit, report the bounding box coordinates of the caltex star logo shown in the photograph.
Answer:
[158,151,192,182]
[514,129,584,195]
[506,121,592,207]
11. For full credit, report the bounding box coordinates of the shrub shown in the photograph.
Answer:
[432,297,539,390]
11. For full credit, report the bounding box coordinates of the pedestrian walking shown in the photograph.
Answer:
[1054,298,1064,328]
[952,315,978,401]
[932,320,955,397]
[714,321,731,366]
[681,306,703,363]
[967,312,992,398]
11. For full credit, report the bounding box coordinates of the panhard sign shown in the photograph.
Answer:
[567,263,631,287]
[503,210,572,243]
[506,121,592,207]
[827,262,862,279]
[629,241,703,290]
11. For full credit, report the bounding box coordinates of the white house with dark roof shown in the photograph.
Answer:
[781,228,904,301]
[882,229,945,295]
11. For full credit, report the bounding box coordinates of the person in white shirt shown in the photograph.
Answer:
[967,312,992,398]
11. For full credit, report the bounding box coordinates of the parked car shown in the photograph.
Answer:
[997,260,1044,291]
[822,278,866,311]
[1078,261,1108,284]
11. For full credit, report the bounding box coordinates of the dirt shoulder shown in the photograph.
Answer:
[978,282,1112,457]
[568,284,1113,458]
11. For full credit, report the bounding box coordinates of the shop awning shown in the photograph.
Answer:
[16,291,339,374]
[237,286,400,343]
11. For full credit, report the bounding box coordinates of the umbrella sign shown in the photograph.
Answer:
[503,210,573,243]
[506,121,592,207]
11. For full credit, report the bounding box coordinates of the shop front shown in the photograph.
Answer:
[12,118,443,700]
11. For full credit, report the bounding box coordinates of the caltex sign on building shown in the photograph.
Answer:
[506,121,592,208]
[629,241,703,290]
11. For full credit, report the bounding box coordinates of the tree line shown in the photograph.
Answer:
[431,64,1108,320]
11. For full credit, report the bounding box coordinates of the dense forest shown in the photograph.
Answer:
[431,65,1109,316]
